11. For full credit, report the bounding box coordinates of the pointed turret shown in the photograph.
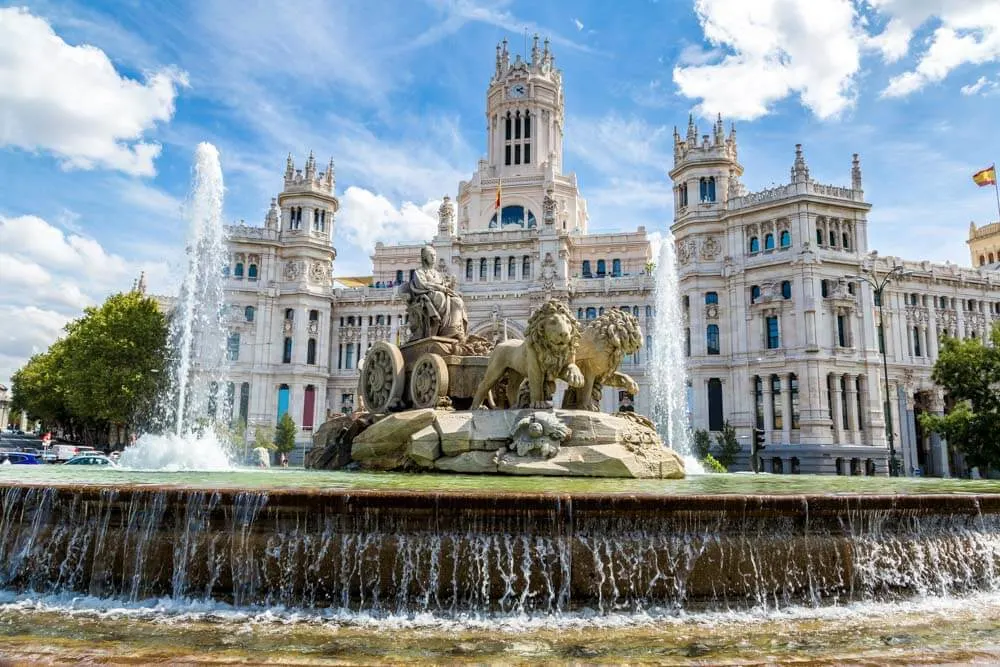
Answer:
[686,114,697,145]
[265,197,279,229]
[324,157,335,192]
[713,113,724,146]
[284,153,294,180]
[791,143,809,183]
[851,153,862,191]
[531,33,540,66]
[305,151,316,179]
[133,271,147,295]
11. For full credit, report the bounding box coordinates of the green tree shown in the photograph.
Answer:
[692,429,712,459]
[274,413,298,455]
[920,324,1000,472]
[714,421,742,469]
[10,340,72,428]
[254,424,276,451]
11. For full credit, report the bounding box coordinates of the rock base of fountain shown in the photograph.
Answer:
[307,408,684,478]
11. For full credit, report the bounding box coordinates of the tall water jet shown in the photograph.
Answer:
[650,233,696,464]
[169,143,229,436]
[121,143,233,470]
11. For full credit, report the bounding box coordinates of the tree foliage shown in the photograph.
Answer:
[274,413,298,454]
[10,291,169,439]
[714,421,742,469]
[692,429,712,459]
[920,324,1000,471]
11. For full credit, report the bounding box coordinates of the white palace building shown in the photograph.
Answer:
[221,37,1000,475]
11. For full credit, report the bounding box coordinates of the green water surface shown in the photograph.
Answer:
[3,465,1000,495]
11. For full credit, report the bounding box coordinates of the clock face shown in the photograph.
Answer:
[508,83,527,98]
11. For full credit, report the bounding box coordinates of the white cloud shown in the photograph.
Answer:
[673,0,863,120]
[0,7,187,176]
[960,75,996,95]
[0,214,171,384]
[674,0,1000,116]
[567,114,673,176]
[334,187,441,274]
[677,43,723,66]
[573,18,584,31]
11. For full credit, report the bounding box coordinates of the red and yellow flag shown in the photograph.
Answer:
[973,165,996,187]
[494,178,502,210]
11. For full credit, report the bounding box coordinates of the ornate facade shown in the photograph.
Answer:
[222,39,1000,475]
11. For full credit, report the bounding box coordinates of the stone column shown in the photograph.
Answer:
[831,374,844,444]
[892,383,910,475]
[928,391,951,478]
[763,375,774,438]
[783,372,793,444]
[845,375,859,445]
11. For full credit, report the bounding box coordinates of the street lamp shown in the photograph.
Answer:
[848,263,910,476]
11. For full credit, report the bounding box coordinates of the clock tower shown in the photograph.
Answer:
[486,35,564,177]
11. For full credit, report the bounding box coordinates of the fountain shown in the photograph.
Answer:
[2,151,1000,663]
[119,143,233,470]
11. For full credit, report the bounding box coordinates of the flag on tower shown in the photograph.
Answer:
[973,165,997,187]
[494,178,502,210]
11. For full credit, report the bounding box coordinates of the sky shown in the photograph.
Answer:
[1,0,1000,387]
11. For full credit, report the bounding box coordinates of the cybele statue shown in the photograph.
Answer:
[307,244,684,479]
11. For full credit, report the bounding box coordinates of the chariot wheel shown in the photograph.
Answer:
[360,341,405,413]
[409,353,449,409]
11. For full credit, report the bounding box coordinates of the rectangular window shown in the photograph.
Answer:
[227,333,240,361]
[874,290,882,307]
[771,375,783,430]
[514,144,520,165]
[685,327,691,357]
[505,145,511,166]
[345,344,354,369]
[754,376,764,429]
[706,325,720,355]
[877,324,885,354]
[913,327,922,356]
[837,315,847,347]
[524,143,530,164]
[282,337,292,364]
[766,316,780,349]
[514,115,521,139]
[707,378,724,431]
[790,374,800,429]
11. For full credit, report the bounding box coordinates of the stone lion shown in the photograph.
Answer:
[471,300,585,409]
[561,308,643,411]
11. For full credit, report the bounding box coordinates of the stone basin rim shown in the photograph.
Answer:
[4,481,1000,515]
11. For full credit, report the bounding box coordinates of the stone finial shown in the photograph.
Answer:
[851,153,862,190]
[305,150,316,179]
[714,113,724,145]
[791,143,809,183]
[132,271,147,295]
[265,197,279,229]
[686,113,697,142]
[324,157,335,191]
[531,33,540,66]
[284,153,294,180]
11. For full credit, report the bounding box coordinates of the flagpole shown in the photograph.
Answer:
[993,163,1000,222]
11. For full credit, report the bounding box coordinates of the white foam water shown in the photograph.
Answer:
[119,433,232,471]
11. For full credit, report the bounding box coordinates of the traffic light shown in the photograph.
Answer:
[751,428,766,473]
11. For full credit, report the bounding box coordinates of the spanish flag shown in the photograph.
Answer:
[973,165,997,187]
[494,178,502,210]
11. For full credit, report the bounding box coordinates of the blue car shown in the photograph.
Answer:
[0,452,41,465]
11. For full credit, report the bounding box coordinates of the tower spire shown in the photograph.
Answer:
[791,143,809,183]
[851,153,863,191]
[285,153,294,180]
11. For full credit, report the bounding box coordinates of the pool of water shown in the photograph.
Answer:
[2,592,1000,664]
[3,465,1000,495]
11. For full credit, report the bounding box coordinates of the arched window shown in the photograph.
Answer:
[707,378,724,431]
[488,205,537,228]
[835,458,845,476]
[409,269,415,282]
[248,264,258,280]
[396,269,404,284]
[245,306,255,322]
[508,257,516,279]
[479,258,487,280]
[599,307,605,315]
[791,457,801,474]
[764,234,775,250]
[989,252,995,263]
[706,324,720,355]
[705,291,718,305]
[494,257,502,279]
[522,255,530,279]
[586,307,597,319]
[282,337,292,364]
[234,262,244,278]
[582,260,592,277]
[781,280,791,299]
[307,338,317,365]
[842,233,851,250]
[829,229,837,246]
[816,229,823,245]
[751,285,761,303]
[524,109,531,138]
[749,237,760,253]
[309,309,318,321]
[771,457,784,474]
[699,176,716,202]
[277,384,290,421]
[222,265,230,277]
[645,305,652,318]
[303,385,316,429]
[779,230,791,248]
[596,259,607,277]
[632,306,639,317]
[465,260,472,280]
[612,259,622,277]
[578,308,584,319]
[505,112,512,141]
[284,308,294,321]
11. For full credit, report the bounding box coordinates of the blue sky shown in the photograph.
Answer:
[2,0,1000,385]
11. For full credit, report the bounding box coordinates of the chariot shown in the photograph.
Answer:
[359,336,493,412]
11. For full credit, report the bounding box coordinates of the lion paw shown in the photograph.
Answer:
[564,365,584,387]
[531,400,553,410]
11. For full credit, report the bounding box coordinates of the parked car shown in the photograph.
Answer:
[64,454,118,467]
[53,444,80,462]
[0,452,41,465]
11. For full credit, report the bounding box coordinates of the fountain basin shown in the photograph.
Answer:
[2,473,999,615]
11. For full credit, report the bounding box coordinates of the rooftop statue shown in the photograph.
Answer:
[401,245,468,341]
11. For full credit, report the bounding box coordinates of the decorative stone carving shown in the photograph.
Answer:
[437,195,455,235]
[540,252,557,290]
[400,245,468,341]
[561,309,642,411]
[509,411,571,457]
[700,236,721,260]
[676,239,693,265]
[471,299,585,409]
[309,261,330,284]
[283,319,293,334]
[283,260,302,281]
[543,186,557,225]
[705,303,719,320]
[307,320,319,335]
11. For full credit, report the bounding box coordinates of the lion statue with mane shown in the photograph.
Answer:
[561,308,643,411]
[471,300,585,409]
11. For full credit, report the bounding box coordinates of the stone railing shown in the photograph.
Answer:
[226,225,279,241]
[572,275,654,293]
[727,181,864,211]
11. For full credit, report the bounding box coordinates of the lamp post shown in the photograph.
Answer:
[851,264,907,476]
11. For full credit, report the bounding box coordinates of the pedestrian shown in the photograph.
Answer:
[280,453,288,468]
